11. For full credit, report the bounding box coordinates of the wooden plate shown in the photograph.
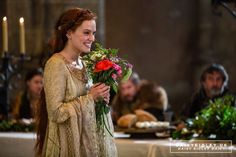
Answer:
[115,126,169,134]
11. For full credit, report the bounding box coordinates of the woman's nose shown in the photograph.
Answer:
[89,34,95,42]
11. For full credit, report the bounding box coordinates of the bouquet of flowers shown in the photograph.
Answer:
[83,43,132,136]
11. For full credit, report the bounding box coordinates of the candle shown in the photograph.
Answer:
[19,17,25,54]
[2,16,8,52]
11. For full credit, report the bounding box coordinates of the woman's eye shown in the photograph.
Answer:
[84,31,90,35]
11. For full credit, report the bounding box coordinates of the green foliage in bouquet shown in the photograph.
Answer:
[83,43,132,136]
[172,95,236,143]
[0,120,35,132]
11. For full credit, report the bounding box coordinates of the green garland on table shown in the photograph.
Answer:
[0,120,35,132]
[172,95,236,143]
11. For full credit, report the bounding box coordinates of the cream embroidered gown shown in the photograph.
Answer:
[41,53,117,157]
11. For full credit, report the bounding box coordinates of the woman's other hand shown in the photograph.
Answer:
[103,92,110,104]
[89,83,110,103]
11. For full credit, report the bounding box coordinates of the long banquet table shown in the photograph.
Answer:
[0,132,235,157]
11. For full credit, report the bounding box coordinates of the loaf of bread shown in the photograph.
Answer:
[117,114,138,128]
[134,109,157,122]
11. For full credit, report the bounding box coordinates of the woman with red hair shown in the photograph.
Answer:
[35,8,117,157]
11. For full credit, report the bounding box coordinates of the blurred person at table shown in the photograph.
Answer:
[181,63,236,120]
[134,81,174,122]
[11,68,43,119]
[35,8,117,157]
[111,72,141,124]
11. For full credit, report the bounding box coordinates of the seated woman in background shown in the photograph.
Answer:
[11,68,43,119]
[135,81,170,121]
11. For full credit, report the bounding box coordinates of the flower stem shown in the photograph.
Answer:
[102,105,113,137]
[95,100,113,137]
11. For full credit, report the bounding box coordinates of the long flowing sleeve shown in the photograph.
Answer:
[43,57,94,123]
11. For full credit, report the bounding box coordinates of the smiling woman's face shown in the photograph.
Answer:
[68,20,96,54]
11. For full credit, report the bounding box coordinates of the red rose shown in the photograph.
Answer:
[94,59,113,72]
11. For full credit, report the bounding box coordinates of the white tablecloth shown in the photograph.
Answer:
[115,138,236,157]
[0,132,235,157]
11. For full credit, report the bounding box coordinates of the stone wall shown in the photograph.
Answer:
[105,0,236,114]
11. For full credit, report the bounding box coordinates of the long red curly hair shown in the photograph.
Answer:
[35,8,96,156]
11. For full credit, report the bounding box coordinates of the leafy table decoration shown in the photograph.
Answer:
[172,95,236,143]
[0,119,35,132]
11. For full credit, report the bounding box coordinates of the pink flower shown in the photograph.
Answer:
[111,73,117,80]
[112,64,121,71]
[117,69,122,76]
[127,63,133,68]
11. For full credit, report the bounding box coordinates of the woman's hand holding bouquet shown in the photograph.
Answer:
[83,43,132,136]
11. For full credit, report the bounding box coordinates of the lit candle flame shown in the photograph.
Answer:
[19,17,24,23]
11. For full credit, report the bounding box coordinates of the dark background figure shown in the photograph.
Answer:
[181,63,236,119]
[11,68,43,119]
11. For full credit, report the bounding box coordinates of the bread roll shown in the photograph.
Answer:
[134,109,157,122]
[117,114,137,128]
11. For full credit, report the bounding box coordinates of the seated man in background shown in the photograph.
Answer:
[181,63,236,120]
[111,72,141,124]
[11,68,43,119]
